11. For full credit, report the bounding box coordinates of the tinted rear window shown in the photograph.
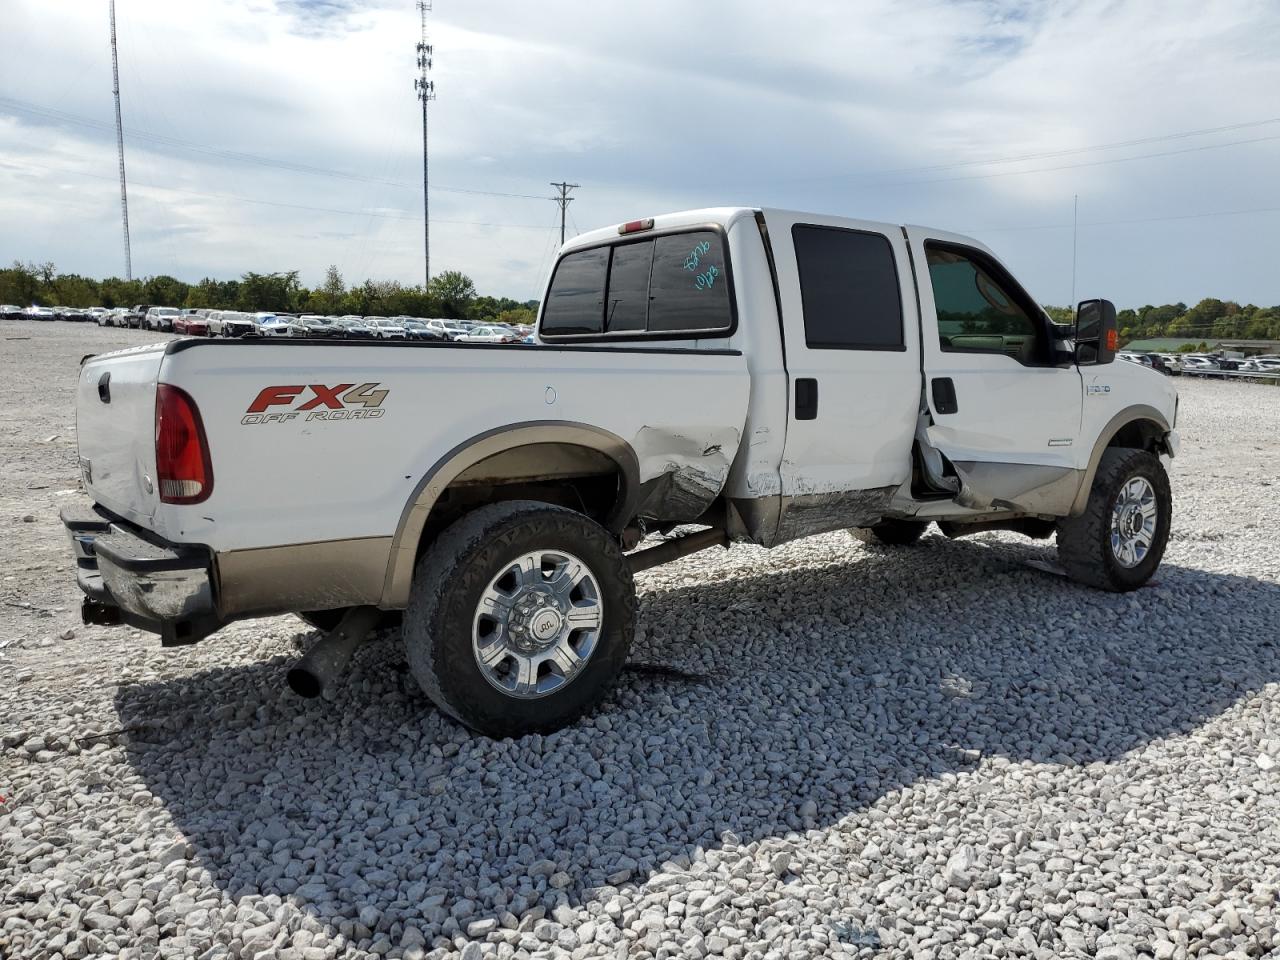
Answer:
[605,240,652,332]
[792,225,904,350]
[542,229,733,338]
[542,247,608,336]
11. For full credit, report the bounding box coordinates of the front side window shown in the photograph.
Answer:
[926,244,1044,364]
[792,225,904,350]
[541,229,733,338]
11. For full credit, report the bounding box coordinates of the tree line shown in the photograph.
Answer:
[0,261,539,328]
[1043,299,1280,344]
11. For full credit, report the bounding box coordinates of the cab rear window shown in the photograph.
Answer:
[541,229,733,339]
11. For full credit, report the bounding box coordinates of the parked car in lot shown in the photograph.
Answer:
[403,319,446,341]
[457,324,519,343]
[121,304,150,329]
[55,306,91,322]
[0,304,23,319]
[1241,356,1280,373]
[258,314,291,337]
[143,307,181,332]
[62,205,1180,739]
[330,317,376,339]
[1179,355,1215,375]
[209,311,261,338]
[364,317,407,339]
[291,315,339,338]
[173,310,210,336]
[425,318,469,340]
[24,306,56,320]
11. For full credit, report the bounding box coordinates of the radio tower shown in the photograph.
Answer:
[109,0,133,280]
[414,1,435,286]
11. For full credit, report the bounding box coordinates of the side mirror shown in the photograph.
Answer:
[1075,298,1117,365]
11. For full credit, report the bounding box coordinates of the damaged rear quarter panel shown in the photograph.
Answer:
[631,425,741,522]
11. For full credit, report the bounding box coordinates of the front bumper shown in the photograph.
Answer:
[61,505,221,645]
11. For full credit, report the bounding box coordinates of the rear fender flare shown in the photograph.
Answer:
[380,421,639,607]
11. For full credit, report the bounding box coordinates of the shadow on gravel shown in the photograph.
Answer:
[114,534,1280,940]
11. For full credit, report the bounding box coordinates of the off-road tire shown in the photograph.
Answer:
[404,500,636,738]
[1057,448,1171,591]
[851,519,930,546]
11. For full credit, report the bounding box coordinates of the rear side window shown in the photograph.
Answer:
[542,247,608,336]
[792,225,904,350]
[542,229,733,339]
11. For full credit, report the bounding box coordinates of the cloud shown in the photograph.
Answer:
[0,0,1278,306]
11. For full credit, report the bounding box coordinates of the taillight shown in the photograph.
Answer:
[155,384,213,504]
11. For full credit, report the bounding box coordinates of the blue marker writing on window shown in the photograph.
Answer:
[694,265,719,290]
[683,240,712,272]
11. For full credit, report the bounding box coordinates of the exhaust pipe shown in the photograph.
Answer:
[287,605,381,699]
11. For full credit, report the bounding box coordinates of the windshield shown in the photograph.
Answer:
[155,308,179,316]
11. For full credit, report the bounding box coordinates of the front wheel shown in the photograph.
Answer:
[404,500,636,738]
[1057,448,1171,591]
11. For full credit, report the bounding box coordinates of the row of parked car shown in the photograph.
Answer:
[0,303,536,344]
[1117,350,1280,376]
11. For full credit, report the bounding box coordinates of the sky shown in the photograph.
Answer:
[1,0,1279,307]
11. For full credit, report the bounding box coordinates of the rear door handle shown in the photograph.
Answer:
[931,377,958,414]
[795,378,818,420]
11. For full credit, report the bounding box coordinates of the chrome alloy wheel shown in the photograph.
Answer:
[472,549,603,699]
[1110,476,1158,568]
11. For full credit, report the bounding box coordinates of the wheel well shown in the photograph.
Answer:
[412,442,629,564]
[1107,418,1164,453]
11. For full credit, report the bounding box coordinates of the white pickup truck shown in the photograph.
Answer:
[63,207,1178,737]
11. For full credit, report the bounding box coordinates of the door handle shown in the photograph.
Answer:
[795,378,818,420]
[931,377,958,414]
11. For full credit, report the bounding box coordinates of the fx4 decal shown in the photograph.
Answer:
[242,383,389,425]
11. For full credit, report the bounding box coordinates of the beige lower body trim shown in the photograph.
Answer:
[217,537,393,618]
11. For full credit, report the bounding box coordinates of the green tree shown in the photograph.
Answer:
[142,275,189,307]
[427,270,476,319]
[0,261,42,305]
[237,271,302,312]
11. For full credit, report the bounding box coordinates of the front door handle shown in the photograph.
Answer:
[795,378,818,420]
[931,377,958,414]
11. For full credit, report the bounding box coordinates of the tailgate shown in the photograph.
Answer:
[76,343,168,526]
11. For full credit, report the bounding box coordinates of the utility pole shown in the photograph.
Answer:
[550,181,578,245]
[109,0,133,280]
[414,1,435,286]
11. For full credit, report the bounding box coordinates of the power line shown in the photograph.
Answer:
[28,159,555,228]
[550,181,578,245]
[789,116,1280,185]
[968,202,1280,234]
[0,95,552,202]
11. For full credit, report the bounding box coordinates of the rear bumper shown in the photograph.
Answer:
[61,504,222,645]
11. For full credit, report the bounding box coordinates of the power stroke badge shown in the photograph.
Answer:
[241,383,389,425]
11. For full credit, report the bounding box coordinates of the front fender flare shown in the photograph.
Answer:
[1069,405,1173,517]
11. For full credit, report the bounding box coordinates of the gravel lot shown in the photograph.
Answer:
[2,319,1279,960]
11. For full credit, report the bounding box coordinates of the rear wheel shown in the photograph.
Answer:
[851,518,930,546]
[404,500,635,738]
[1057,448,1171,591]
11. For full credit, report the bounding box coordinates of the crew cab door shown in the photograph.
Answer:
[764,210,921,541]
[904,226,1083,513]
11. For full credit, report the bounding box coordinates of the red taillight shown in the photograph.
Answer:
[155,384,213,504]
[618,218,654,235]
